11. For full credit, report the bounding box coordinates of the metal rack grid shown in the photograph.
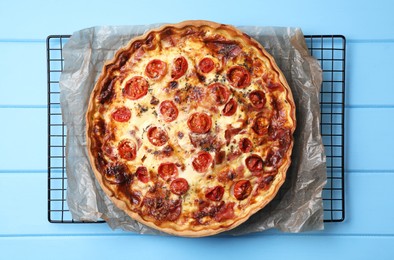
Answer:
[47,34,346,223]
[304,35,346,222]
[47,35,73,223]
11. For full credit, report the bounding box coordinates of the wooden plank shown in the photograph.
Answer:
[0,0,394,40]
[0,109,47,171]
[347,41,394,106]
[0,42,46,106]
[1,234,393,259]
[346,108,394,171]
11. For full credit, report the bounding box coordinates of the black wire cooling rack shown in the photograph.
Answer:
[305,35,346,222]
[47,34,346,224]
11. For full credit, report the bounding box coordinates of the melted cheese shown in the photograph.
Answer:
[90,24,295,232]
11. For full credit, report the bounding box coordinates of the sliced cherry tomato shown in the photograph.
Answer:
[208,83,230,105]
[264,148,285,172]
[239,138,253,153]
[198,57,214,73]
[159,100,178,122]
[123,76,149,100]
[158,162,178,181]
[249,90,266,110]
[205,186,224,201]
[136,166,149,183]
[252,114,269,135]
[170,178,189,195]
[171,56,188,79]
[147,126,168,146]
[222,98,238,116]
[145,59,167,80]
[233,180,252,200]
[187,112,212,134]
[117,139,137,161]
[111,106,131,122]
[245,154,264,173]
[192,151,212,173]
[227,66,251,88]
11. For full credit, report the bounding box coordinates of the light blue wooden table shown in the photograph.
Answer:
[1,0,394,259]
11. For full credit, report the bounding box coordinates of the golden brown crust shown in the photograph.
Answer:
[86,20,296,237]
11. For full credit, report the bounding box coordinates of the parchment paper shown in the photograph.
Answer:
[59,24,326,235]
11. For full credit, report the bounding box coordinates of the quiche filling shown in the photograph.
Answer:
[86,21,296,237]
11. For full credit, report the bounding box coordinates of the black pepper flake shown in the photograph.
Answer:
[137,104,148,113]
[197,73,205,82]
[169,81,178,89]
[150,96,159,105]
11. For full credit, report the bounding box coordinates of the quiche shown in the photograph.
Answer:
[86,20,296,237]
